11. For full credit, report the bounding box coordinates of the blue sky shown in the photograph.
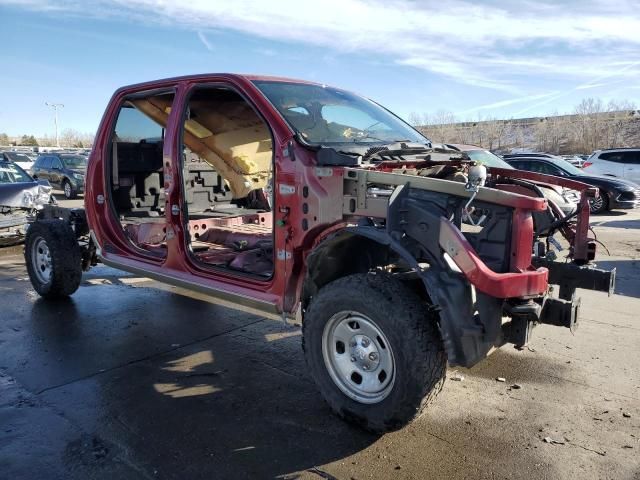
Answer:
[1,0,639,137]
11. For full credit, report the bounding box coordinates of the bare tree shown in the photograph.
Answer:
[430,110,458,143]
[604,100,637,148]
[407,112,423,127]
[38,135,55,147]
[571,98,606,153]
[417,110,458,143]
[406,96,638,154]
[468,117,485,148]
[533,113,569,153]
[455,123,475,145]
[53,129,95,148]
[478,118,509,150]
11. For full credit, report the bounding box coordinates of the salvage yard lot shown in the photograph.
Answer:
[1,208,639,479]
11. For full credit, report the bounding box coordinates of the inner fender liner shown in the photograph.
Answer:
[419,268,504,367]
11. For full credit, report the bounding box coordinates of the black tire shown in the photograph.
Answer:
[25,220,82,299]
[62,179,77,199]
[589,192,609,214]
[302,272,447,433]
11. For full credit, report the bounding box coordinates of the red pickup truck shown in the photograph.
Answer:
[24,74,614,432]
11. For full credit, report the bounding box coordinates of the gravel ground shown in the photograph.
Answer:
[0,204,638,480]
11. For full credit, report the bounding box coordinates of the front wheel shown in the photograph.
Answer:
[302,273,447,433]
[25,220,82,299]
[589,192,609,214]
[62,179,77,199]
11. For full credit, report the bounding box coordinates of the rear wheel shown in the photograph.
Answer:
[25,220,82,299]
[589,192,609,214]
[302,272,447,433]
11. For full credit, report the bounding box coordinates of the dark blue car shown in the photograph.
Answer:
[31,153,87,199]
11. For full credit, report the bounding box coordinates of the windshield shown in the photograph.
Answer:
[253,81,429,146]
[541,156,585,176]
[60,155,87,169]
[465,150,513,169]
[0,161,33,183]
[5,152,32,163]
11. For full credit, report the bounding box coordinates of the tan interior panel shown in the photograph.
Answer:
[131,96,272,198]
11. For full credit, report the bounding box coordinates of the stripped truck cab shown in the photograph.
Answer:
[24,74,615,432]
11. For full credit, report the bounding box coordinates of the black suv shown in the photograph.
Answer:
[31,153,87,199]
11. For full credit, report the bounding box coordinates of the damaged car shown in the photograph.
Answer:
[0,159,53,246]
[432,143,581,219]
[23,74,615,433]
[0,151,36,172]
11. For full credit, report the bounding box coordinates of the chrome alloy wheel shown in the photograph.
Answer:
[64,181,72,198]
[589,195,603,213]
[322,311,395,404]
[32,236,53,284]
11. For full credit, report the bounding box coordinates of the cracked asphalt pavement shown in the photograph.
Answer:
[0,206,639,479]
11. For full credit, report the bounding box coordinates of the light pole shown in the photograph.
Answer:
[45,102,64,147]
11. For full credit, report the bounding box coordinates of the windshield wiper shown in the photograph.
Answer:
[349,134,386,143]
[365,143,432,162]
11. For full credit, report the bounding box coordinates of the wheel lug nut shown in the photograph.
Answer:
[362,364,369,371]
[361,338,370,347]
[349,340,357,348]
[369,352,377,361]
[350,355,356,362]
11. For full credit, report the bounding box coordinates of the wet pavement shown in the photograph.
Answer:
[1,209,639,479]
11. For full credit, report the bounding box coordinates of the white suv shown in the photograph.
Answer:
[583,148,640,183]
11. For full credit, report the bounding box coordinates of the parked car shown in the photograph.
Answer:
[23,73,614,433]
[1,151,35,172]
[561,155,585,168]
[504,152,583,167]
[504,155,640,213]
[583,148,640,184]
[0,159,53,245]
[442,144,580,216]
[31,152,87,199]
[503,153,558,160]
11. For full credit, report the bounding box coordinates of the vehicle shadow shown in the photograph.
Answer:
[593,259,640,298]
[56,319,378,479]
[594,219,640,229]
[458,346,576,385]
[20,285,375,479]
[414,402,566,479]
[593,210,627,217]
[12,277,615,479]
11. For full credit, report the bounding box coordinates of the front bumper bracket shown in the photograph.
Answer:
[532,257,615,300]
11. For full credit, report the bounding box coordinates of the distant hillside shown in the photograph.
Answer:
[414,108,640,155]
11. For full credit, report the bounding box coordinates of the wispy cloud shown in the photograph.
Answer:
[575,79,628,90]
[515,59,640,115]
[574,61,640,90]
[2,0,640,95]
[576,82,609,90]
[254,47,276,57]
[197,31,214,52]
[457,92,561,115]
